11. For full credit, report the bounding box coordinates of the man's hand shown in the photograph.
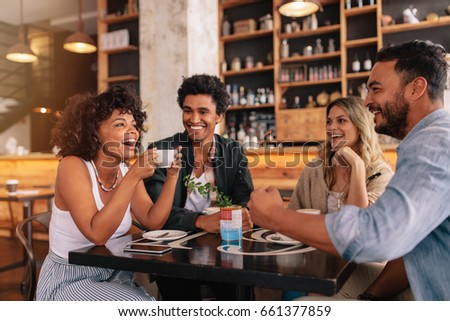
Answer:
[248,186,284,229]
[195,212,221,233]
[242,207,253,231]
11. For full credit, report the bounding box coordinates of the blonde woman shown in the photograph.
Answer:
[289,96,411,300]
[289,96,392,213]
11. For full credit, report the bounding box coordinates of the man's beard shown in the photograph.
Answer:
[375,96,410,140]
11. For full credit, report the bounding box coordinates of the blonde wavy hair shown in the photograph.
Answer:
[319,96,386,189]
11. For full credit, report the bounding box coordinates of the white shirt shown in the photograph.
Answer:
[184,172,210,212]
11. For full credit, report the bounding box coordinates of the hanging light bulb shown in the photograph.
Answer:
[278,0,323,18]
[6,0,38,63]
[63,0,97,54]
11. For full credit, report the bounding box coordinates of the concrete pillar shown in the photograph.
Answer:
[139,0,218,146]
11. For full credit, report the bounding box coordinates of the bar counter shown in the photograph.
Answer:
[247,144,398,190]
[0,153,58,237]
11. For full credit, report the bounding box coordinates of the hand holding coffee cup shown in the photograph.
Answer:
[155,149,176,168]
[6,179,19,195]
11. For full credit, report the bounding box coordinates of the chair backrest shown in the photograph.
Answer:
[15,211,51,301]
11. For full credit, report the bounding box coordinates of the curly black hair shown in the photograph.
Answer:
[176,74,231,115]
[51,84,147,161]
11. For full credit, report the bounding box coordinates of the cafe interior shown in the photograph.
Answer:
[0,0,450,301]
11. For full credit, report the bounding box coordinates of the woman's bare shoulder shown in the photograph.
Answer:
[57,156,87,173]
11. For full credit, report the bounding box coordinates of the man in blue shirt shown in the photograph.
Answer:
[249,40,450,300]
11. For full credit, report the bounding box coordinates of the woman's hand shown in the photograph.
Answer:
[166,146,183,177]
[334,146,364,170]
[131,148,158,180]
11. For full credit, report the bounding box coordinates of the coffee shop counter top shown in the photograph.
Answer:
[0,153,58,236]
[245,144,398,191]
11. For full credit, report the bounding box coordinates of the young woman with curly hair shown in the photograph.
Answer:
[37,84,181,301]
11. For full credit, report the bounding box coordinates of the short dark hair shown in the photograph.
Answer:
[51,84,146,161]
[177,74,231,115]
[375,40,448,102]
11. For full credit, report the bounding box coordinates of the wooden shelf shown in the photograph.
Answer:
[105,75,138,83]
[344,5,377,17]
[219,0,263,9]
[382,16,450,34]
[345,37,378,48]
[227,103,274,111]
[102,13,139,24]
[346,71,371,79]
[279,78,342,88]
[221,29,273,43]
[101,45,138,54]
[218,0,450,143]
[279,24,341,39]
[280,51,341,63]
[222,65,274,77]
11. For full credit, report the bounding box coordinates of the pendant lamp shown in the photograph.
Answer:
[63,0,97,54]
[6,0,38,63]
[278,0,323,18]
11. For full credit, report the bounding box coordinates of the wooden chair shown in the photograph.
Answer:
[15,211,51,301]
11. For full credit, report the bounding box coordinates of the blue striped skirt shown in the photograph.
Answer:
[36,251,154,301]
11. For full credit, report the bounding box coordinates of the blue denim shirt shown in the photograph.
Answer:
[325,109,450,300]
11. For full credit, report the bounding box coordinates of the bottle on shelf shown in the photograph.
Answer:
[281,97,287,109]
[327,38,335,53]
[246,89,255,106]
[237,124,246,144]
[310,13,318,30]
[245,56,254,69]
[352,54,361,72]
[363,52,372,71]
[239,86,247,105]
[358,83,368,100]
[222,15,231,36]
[267,89,274,104]
[292,96,301,109]
[221,60,227,73]
[314,38,323,55]
[358,0,363,8]
[229,126,236,140]
[259,88,267,104]
[231,57,241,71]
[306,96,316,108]
[346,0,351,10]
[231,84,239,105]
[281,40,290,58]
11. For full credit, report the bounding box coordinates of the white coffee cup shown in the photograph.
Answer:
[275,232,296,242]
[155,149,176,168]
[296,208,321,215]
[6,179,19,195]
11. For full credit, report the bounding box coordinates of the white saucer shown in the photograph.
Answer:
[142,230,187,241]
[265,233,302,246]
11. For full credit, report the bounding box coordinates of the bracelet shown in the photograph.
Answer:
[357,291,380,301]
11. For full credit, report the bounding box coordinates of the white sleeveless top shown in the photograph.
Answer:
[49,160,132,259]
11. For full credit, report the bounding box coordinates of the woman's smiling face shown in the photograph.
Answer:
[326,105,360,151]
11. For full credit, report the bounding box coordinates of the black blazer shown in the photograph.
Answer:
[144,132,254,231]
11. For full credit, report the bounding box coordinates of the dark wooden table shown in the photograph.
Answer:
[69,229,354,299]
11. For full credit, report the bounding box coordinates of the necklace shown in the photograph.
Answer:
[90,160,119,192]
[330,181,349,210]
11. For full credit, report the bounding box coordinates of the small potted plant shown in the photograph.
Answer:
[184,175,242,241]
